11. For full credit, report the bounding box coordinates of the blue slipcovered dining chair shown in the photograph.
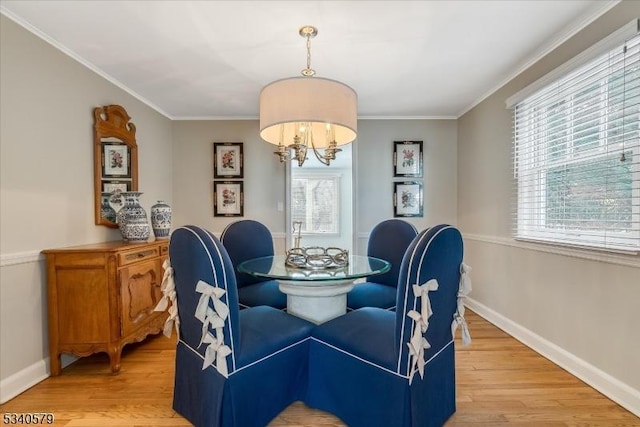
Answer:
[220,220,286,309]
[347,219,418,310]
[306,224,472,427]
[162,225,314,427]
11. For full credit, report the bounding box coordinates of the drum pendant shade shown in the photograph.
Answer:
[259,76,357,149]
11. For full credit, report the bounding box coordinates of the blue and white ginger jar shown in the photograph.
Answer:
[150,200,171,239]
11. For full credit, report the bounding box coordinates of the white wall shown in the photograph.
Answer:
[171,120,288,254]
[171,119,459,256]
[0,15,173,401]
[457,0,640,415]
[355,119,458,253]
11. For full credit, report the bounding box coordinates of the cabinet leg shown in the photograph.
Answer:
[108,345,122,375]
[49,349,61,376]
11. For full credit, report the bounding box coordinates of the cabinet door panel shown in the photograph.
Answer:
[119,258,162,337]
[56,269,110,343]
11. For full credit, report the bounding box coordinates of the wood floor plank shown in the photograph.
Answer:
[1,310,637,426]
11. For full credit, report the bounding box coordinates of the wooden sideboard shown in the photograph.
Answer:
[42,240,169,375]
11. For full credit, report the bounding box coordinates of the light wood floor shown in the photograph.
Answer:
[1,310,637,426]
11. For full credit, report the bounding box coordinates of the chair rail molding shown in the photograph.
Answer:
[0,234,288,268]
[0,250,43,267]
[463,233,640,268]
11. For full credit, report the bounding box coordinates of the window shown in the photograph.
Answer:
[511,27,640,252]
[291,175,339,234]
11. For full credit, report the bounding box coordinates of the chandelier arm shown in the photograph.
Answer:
[309,132,331,166]
[312,147,331,166]
[274,142,291,162]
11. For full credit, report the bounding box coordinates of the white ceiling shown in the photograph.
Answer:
[0,1,619,120]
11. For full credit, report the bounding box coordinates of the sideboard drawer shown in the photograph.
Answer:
[118,247,160,266]
[53,252,106,268]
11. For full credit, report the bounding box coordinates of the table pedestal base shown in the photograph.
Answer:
[278,279,355,324]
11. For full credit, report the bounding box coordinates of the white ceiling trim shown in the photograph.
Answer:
[358,116,457,120]
[455,0,621,118]
[505,17,638,108]
[175,115,458,121]
[175,116,258,121]
[0,6,175,120]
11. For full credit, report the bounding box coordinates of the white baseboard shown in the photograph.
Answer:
[466,298,640,417]
[0,355,78,404]
[0,359,48,404]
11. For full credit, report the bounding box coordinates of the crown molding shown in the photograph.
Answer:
[456,0,621,118]
[0,6,174,120]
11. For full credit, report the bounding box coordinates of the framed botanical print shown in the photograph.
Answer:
[102,143,131,178]
[214,142,243,179]
[393,140,423,178]
[102,180,131,194]
[394,181,423,217]
[214,181,244,217]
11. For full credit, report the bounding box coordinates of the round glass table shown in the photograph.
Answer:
[238,255,390,324]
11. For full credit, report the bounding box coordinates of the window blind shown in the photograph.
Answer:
[512,29,640,253]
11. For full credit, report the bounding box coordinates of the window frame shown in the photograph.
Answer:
[290,173,341,236]
[512,24,640,253]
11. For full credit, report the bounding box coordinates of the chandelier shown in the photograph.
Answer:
[259,26,358,166]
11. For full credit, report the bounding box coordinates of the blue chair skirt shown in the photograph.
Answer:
[306,339,456,427]
[173,343,225,427]
[173,338,311,427]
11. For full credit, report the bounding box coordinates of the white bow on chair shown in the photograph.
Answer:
[195,280,228,346]
[195,280,228,323]
[195,280,232,377]
[198,306,226,347]
[200,331,232,377]
[451,263,472,346]
[406,279,439,384]
[154,258,180,339]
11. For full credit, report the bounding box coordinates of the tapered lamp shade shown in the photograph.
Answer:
[259,76,358,149]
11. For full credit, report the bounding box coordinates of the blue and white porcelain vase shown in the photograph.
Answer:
[118,191,150,242]
[150,200,171,239]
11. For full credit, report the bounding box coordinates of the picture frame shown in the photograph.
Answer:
[102,180,131,194]
[393,140,423,177]
[394,181,423,217]
[214,142,244,179]
[214,181,244,217]
[102,143,131,178]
